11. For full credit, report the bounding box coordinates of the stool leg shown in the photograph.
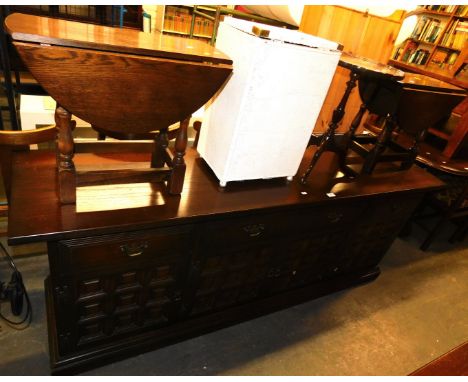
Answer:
[55,105,76,204]
[193,120,201,148]
[301,70,358,184]
[401,128,426,170]
[338,102,368,176]
[151,129,169,168]
[361,114,396,174]
[168,117,189,194]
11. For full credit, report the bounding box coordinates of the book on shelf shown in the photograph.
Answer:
[430,49,459,68]
[398,40,418,62]
[408,49,430,65]
[411,16,444,43]
[440,20,467,50]
[163,5,214,37]
[455,5,468,17]
[422,5,456,12]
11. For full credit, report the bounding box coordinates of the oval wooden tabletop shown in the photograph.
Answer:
[5,13,232,65]
[400,72,466,94]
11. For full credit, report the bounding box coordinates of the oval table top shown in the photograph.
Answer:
[5,12,232,65]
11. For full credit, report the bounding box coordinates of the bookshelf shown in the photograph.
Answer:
[155,5,297,45]
[162,5,217,40]
[389,5,468,88]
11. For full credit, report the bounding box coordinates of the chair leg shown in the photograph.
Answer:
[55,105,76,204]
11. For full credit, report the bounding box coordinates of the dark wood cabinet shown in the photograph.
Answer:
[7,147,443,374]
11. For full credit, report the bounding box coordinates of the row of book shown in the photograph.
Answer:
[163,5,214,38]
[411,16,444,43]
[429,49,459,68]
[422,5,457,13]
[440,20,468,50]
[455,5,468,17]
[406,48,431,65]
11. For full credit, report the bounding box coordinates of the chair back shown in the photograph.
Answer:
[0,125,56,206]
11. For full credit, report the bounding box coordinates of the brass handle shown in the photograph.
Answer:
[120,242,148,257]
[243,223,265,237]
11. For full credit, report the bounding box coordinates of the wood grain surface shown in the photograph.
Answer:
[7,147,444,244]
[13,42,232,134]
[5,13,232,65]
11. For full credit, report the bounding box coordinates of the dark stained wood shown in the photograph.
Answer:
[91,124,180,141]
[5,13,232,65]
[6,13,232,201]
[55,106,76,204]
[443,103,468,158]
[76,168,171,187]
[168,117,188,194]
[410,341,468,376]
[7,145,445,374]
[0,124,57,203]
[7,147,444,245]
[0,124,56,146]
[400,72,466,94]
[74,141,154,154]
[45,268,380,375]
[365,118,468,176]
[13,42,232,134]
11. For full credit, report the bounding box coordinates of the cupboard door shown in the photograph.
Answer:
[338,194,421,272]
[187,203,363,317]
[49,226,193,354]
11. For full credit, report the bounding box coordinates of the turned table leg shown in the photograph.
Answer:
[301,70,358,184]
[168,117,189,194]
[362,114,397,174]
[55,105,76,204]
[151,128,169,169]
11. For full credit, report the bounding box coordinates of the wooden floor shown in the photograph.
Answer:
[410,341,468,376]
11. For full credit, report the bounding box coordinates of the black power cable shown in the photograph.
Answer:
[0,241,32,329]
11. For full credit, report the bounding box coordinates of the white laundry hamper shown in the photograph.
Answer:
[198,18,342,187]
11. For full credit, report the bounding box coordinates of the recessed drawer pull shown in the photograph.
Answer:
[120,242,148,257]
[327,212,343,223]
[243,223,265,237]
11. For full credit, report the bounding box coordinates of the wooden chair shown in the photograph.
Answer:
[0,124,58,217]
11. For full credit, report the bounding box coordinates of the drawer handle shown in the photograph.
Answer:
[243,223,265,237]
[120,242,148,257]
[327,212,343,223]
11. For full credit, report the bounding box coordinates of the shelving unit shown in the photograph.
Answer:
[162,5,216,40]
[389,5,467,88]
[389,5,468,160]
[154,5,297,45]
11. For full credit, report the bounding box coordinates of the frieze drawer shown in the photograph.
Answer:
[200,201,363,248]
[55,225,194,272]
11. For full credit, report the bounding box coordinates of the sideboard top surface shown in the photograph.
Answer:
[7,147,444,244]
[5,13,232,65]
